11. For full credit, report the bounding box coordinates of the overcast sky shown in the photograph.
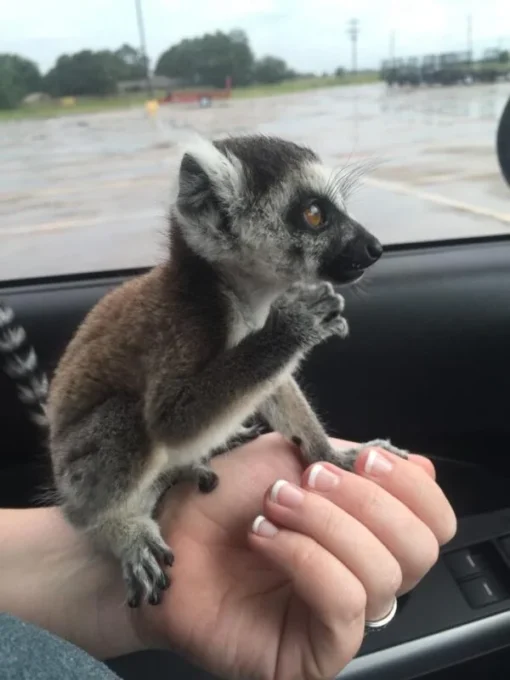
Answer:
[3,0,509,74]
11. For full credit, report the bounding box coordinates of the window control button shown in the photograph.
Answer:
[444,549,487,580]
[460,576,505,608]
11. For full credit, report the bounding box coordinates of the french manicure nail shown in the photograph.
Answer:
[364,449,394,477]
[308,464,340,491]
[270,480,304,508]
[252,515,279,538]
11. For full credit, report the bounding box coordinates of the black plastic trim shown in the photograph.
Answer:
[339,610,510,679]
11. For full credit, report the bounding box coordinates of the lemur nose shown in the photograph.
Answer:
[343,227,383,269]
[365,238,383,264]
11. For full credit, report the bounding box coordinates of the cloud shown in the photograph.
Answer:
[3,0,509,73]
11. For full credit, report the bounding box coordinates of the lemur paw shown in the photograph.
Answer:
[122,522,174,608]
[277,282,349,348]
[196,466,219,493]
[330,438,409,472]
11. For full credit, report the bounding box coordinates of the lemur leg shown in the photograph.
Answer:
[259,377,408,472]
[51,395,174,609]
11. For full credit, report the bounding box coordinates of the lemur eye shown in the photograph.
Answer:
[303,203,325,229]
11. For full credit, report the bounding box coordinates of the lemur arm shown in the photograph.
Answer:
[258,376,337,462]
[144,312,302,443]
[258,377,409,471]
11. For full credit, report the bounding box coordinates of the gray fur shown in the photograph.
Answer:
[14,134,408,609]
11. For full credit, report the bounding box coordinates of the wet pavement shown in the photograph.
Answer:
[1,81,509,280]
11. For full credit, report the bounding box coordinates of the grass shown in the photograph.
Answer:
[0,92,162,122]
[232,72,380,98]
[0,73,380,122]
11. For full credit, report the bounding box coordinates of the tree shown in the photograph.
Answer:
[334,66,346,77]
[44,50,117,97]
[156,29,254,88]
[0,53,42,109]
[253,56,289,84]
[112,44,148,80]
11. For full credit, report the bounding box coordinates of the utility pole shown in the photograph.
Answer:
[389,29,396,64]
[347,18,360,74]
[135,0,154,98]
[467,13,473,62]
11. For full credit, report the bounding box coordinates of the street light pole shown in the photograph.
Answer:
[135,0,154,98]
[347,19,360,74]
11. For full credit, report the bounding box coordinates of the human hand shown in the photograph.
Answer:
[132,434,456,680]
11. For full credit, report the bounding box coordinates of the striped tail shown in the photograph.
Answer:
[0,301,49,428]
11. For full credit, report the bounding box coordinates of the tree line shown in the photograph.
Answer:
[0,30,314,110]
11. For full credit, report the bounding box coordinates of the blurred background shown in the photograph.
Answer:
[1,0,509,280]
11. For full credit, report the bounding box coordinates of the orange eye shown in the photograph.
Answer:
[303,203,324,229]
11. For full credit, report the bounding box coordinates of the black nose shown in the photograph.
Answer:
[365,237,383,264]
[342,226,383,269]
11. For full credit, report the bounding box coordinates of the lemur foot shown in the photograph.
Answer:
[330,439,409,472]
[122,519,174,608]
[196,465,219,493]
[171,462,219,493]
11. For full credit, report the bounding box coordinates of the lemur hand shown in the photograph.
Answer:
[275,281,349,349]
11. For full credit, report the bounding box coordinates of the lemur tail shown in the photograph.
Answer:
[0,301,49,429]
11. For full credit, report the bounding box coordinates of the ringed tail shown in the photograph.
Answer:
[0,300,49,428]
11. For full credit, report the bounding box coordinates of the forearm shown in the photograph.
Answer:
[0,506,145,660]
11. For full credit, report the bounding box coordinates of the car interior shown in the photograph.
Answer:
[1,99,510,680]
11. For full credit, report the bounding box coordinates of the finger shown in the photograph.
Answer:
[249,516,366,674]
[352,449,456,546]
[408,454,436,480]
[264,480,402,621]
[302,463,441,593]
[330,439,436,480]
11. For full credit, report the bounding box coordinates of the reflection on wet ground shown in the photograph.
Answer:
[1,82,509,279]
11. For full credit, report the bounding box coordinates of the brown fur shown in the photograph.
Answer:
[48,224,228,436]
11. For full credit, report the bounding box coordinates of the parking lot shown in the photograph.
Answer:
[1,81,509,280]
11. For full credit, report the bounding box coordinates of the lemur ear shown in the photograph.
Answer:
[178,139,244,211]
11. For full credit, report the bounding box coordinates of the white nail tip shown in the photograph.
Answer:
[270,479,287,503]
[252,515,266,534]
[308,463,322,489]
[365,449,379,475]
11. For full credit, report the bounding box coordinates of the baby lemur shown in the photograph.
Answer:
[1,134,407,608]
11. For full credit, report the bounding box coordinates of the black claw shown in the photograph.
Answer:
[198,473,219,493]
[163,551,175,567]
[128,592,141,608]
[157,570,171,591]
[291,436,303,447]
[148,590,163,606]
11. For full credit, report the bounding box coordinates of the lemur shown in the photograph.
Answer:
[0,134,408,608]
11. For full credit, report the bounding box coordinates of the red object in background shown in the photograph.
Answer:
[160,75,232,105]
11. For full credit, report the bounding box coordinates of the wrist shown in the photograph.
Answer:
[0,506,146,660]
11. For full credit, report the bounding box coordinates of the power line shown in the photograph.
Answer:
[347,18,360,74]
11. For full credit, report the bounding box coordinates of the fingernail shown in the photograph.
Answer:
[307,464,340,491]
[252,515,279,538]
[364,450,394,477]
[270,480,304,508]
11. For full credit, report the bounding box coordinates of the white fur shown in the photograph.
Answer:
[181,137,245,205]
[0,326,26,352]
[301,161,347,211]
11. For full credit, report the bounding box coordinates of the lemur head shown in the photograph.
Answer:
[173,134,383,288]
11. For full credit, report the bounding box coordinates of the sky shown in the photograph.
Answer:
[2,0,510,75]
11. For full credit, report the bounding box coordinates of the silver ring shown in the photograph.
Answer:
[364,597,398,632]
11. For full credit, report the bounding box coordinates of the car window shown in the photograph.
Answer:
[1,1,510,281]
